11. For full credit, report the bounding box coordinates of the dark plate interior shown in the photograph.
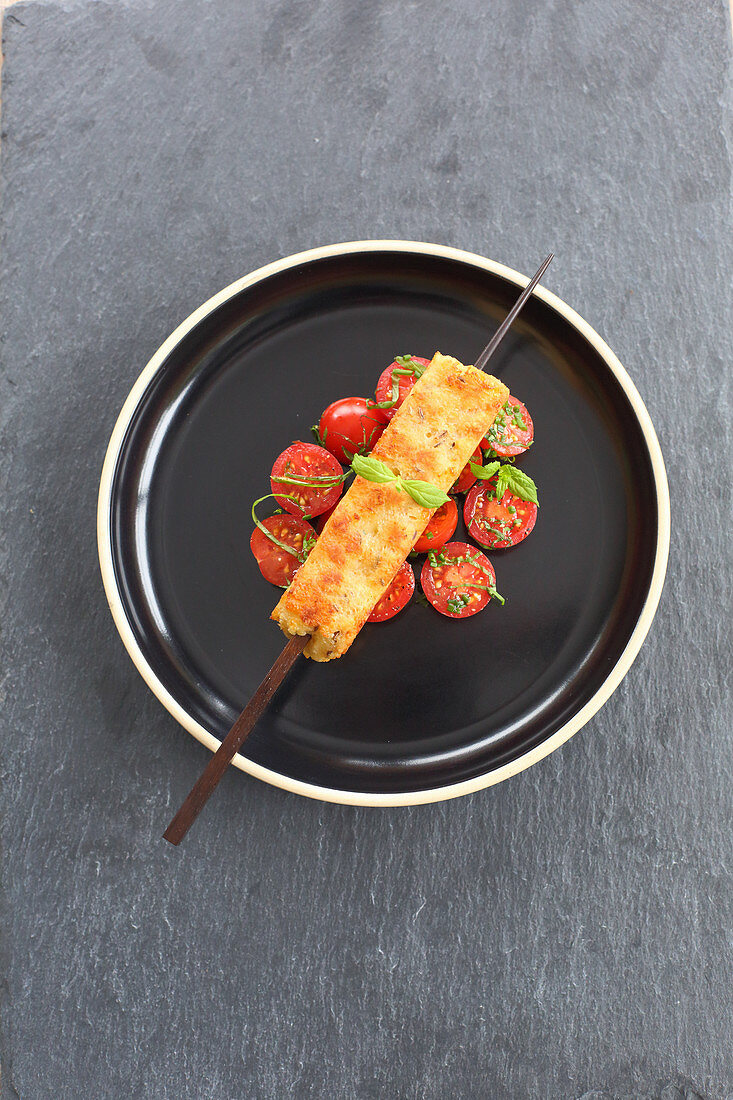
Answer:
[109,249,658,795]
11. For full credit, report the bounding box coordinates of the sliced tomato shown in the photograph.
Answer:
[420,541,500,618]
[250,514,316,587]
[373,355,431,420]
[483,396,534,457]
[314,500,339,533]
[413,498,458,553]
[318,397,386,464]
[451,446,483,494]
[464,478,537,548]
[368,561,415,622]
[271,442,344,518]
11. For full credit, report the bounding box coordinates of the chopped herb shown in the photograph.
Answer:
[251,495,302,560]
[273,471,348,490]
[310,423,328,447]
[446,593,470,614]
[428,549,450,568]
[251,494,317,563]
[428,547,487,570]
[453,580,506,604]
[367,354,429,411]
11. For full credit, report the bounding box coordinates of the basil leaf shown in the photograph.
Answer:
[471,458,535,504]
[351,454,398,485]
[495,468,512,500]
[352,455,450,509]
[502,465,539,506]
[401,479,451,509]
[470,459,501,481]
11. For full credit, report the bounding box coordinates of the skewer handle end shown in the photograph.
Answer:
[163,633,308,845]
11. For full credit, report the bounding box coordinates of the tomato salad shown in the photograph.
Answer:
[250,355,539,624]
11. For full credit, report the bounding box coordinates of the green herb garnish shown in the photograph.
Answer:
[470,459,501,481]
[512,404,526,430]
[428,548,479,568]
[484,398,529,446]
[446,593,470,614]
[449,581,505,605]
[470,459,539,506]
[482,448,517,463]
[301,533,317,557]
[401,478,450,509]
[424,547,506,608]
[368,354,429,411]
[351,455,397,485]
[273,471,348,490]
[496,464,538,505]
[311,423,327,447]
[251,495,316,562]
[340,415,387,462]
[351,454,450,509]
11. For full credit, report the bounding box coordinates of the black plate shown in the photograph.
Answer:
[99,244,668,803]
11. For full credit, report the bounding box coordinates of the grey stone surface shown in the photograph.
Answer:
[1,0,732,1097]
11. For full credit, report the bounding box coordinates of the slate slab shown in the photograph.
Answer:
[0,1,731,1098]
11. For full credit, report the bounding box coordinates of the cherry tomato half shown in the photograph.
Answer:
[271,442,344,518]
[314,500,339,533]
[451,446,483,494]
[318,397,385,464]
[464,478,537,548]
[420,541,499,618]
[413,498,458,553]
[250,514,316,587]
[483,396,534,457]
[368,561,415,622]
[374,355,431,420]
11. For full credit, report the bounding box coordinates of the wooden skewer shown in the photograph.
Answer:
[163,633,308,845]
[163,254,554,844]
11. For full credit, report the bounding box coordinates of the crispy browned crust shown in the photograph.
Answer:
[271,353,509,660]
